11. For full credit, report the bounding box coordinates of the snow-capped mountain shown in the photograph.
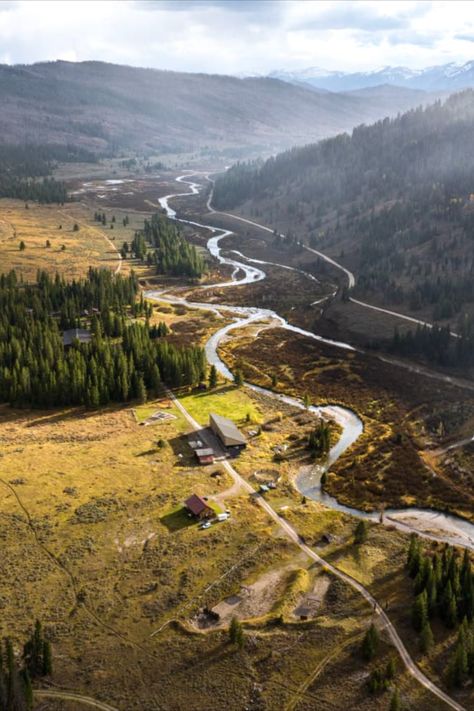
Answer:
[269,62,474,92]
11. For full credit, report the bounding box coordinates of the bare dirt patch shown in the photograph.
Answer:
[195,565,297,628]
[293,574,330,619]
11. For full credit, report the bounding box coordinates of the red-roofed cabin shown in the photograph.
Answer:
[185,494,213,520]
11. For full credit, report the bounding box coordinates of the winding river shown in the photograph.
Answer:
[145,174,474,551]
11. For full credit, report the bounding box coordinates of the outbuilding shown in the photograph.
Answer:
[62,328,92,347]
[185,494,213,520]
[209,413,246,450]
[195,448,215,465]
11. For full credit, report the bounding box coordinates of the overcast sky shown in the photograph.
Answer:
[2,0,474,74]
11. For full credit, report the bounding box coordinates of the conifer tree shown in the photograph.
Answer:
[447,637,468,688]
[354,520,368,545]
[385,657,396,680]
[209,365,218,389]
[136,375,147,404]
[361,623,379,661]
[229,617,244,648]
[42,641,52,676]
[390,688,401,711]
[412,590,428,633]
[420,621,434,654]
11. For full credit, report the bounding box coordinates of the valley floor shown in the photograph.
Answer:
[0,166,473,710]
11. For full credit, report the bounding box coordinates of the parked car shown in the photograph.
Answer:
[199,520,212,530]
[216,512,230,522]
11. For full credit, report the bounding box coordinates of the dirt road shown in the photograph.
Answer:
[172,389,465,711]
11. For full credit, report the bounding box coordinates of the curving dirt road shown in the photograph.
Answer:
[171,388,465,711]
[35,689,119,710]
[206,179,461,338]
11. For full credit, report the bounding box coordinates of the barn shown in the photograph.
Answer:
[210,413,246,450]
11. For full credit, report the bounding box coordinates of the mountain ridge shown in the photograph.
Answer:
[0,59,440,157]
[269,61,474,92]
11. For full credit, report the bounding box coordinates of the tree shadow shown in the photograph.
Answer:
[160,506,196,533]
[24,402,132,428]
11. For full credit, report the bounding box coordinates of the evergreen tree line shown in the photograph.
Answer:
[0,268,205,408]
[389,323,474,369]
[0,143,93,203]
[407,536,474,686]
[0,176,68,204]
[1,268,139,330]
[0,143,94,178]
[127,213,205,279]
[0,620,52,711]
[408,537,474,631]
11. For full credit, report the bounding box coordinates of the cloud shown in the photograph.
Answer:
[136,0,280,13]
[0,1,472,75]
[290,3,408,32]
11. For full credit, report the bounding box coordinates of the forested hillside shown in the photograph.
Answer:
[214,91,474,337]
[0,60,435,157]
[0,144,90,202]
[0,269,205,408]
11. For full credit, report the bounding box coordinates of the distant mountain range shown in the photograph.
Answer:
[269,61,474,93]
[0,60,441,158]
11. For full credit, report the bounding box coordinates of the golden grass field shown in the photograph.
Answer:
[0,380,453,710]
[0,198,149,281]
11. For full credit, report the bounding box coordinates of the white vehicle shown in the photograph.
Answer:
[216,512,230,522]
[199,520,212,529]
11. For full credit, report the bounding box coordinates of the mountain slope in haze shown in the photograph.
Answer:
[0,60,437,157]
[270,61,474,93]
[213,91,474,368]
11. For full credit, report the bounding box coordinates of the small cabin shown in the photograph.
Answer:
[184,494,213,520]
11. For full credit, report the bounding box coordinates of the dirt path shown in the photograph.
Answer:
[283,632,362,711]
[59,206,122,274]
[171,389,465,711]
[35,689,118,710]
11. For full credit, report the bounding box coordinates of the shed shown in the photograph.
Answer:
[195,448,215,465]
[185,494,213,519]
[209,413,246,449]
[62,328,92,347]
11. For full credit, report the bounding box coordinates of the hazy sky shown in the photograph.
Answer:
[2,0,474,74]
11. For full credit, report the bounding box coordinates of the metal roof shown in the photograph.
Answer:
[209,413,246,446]
[195,448,214,457]
[62,328,92,346]
[185,494,211,516]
